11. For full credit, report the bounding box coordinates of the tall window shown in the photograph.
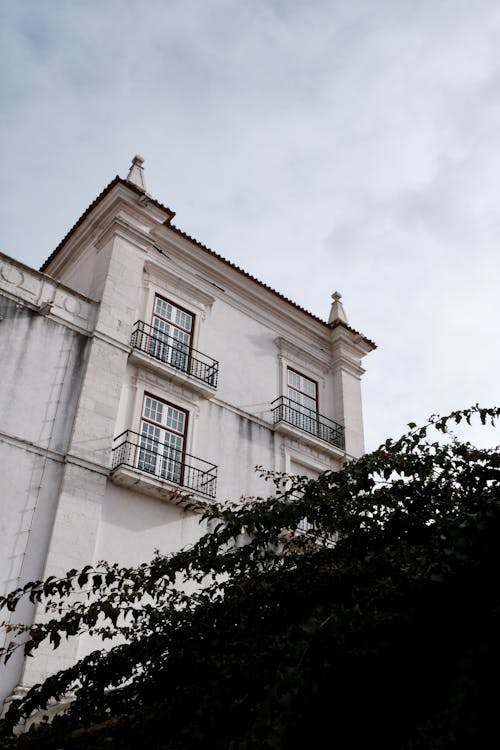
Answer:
[150,296,193,373]
[138,394,188,485]
[287,369,318,433]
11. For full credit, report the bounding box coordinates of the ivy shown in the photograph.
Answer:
[1,405,500,748]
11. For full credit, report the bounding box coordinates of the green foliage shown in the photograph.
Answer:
[1,405,500,748]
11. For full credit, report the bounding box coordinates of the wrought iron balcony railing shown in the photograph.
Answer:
[111,430,217,499]
[130,321,219,388]
[271,396,345,450]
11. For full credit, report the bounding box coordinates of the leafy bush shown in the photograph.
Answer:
[1,406,500,749]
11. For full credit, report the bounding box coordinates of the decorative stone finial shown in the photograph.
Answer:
[126,154,146,191]
[328,291,348,324]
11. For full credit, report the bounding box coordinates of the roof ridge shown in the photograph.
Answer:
[39,176,376,349]
[40,176,122,272]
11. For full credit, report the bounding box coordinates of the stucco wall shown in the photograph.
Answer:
[0,178,373,707]
[0,295,90,705]
[96,481,204,566]
[0,297,87,452]
[0,295,89,598]
[196,401,276,501]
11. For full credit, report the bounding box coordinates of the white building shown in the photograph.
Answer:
[0,156,375,707]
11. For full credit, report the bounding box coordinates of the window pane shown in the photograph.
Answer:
[288,388,316,413]
[155,297,192,332]
[151,317,190,371]
[138,422,161,473]
[301,378,316,398]
[152,317,171,336]
[160,428,184,483]
[172,328,190,345]
[175,308,193,332]
[168,329,187,371]
[138,395,188,486]
[152,297,193,372]
[144,396,163,424]
[140,421,160,443]
[163,431,183,452]
[165,405,185,434]
[155,298,173,321]
[287,370,316,399]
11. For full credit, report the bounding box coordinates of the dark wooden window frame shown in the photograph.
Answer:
[287,367,319,414]
[149,294,195,368]
[138,392,189,486]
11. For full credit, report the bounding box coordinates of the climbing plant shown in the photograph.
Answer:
[1,405,500,749]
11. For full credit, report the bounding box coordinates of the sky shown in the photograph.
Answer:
[1,0,499,451]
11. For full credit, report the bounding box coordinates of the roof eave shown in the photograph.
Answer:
[39,177,376,348]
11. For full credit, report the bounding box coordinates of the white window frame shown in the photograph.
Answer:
[137,392,189,486]
[286,367,320,434]
[148,294,194,374]
[287,368,318,412]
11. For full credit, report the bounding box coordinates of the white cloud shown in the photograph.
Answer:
[1,0,500,449]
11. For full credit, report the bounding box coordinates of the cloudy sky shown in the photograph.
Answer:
[1,0,499,450]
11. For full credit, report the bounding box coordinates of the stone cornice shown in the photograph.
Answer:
[143,259,216,309]
[274,336,331,375]
[0,432,109,475]
[151,228,334,349]
[0,430,66,462]
[129,348,217,399]
[132,368,202,412]
[282,442,342,473]
[43,186,160,277]
[38,182,375,360]
[92,329,132,354]
[278,429,345,461]
[0,252,97,334]
[329,322,375,358]
[65,452,110,475]
[329,354,366,379]
[94,214,153,253]
[39,177,375,356]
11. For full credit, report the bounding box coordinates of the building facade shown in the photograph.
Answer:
[0,157,375,707]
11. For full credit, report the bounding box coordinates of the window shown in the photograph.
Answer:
[272,367,344,449]
[138,394,188,485]
[149,295,193,373]
[287,369,318,433]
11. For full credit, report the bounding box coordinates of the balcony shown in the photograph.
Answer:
[271,396,345,451]
[111,430,217,500]
[130,321,219,394]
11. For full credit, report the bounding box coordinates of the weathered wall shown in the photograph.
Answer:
[196,401,276,501]
[96,481,204,565]
[0,295,90,705]
[0,178,373,707]
[0,297,87,451]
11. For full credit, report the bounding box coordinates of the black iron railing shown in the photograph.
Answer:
[111,430,217,499]
[130,321,219,388]
[271,396,345,450]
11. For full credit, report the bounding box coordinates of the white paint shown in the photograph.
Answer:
[0,173,374,707]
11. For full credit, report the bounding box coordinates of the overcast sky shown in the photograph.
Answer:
[1,0,499,450]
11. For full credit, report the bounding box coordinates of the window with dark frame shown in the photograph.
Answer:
[286,368,320,435]
[271,367,344,449]
[149,295,194,373]
[138,394,188,486]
